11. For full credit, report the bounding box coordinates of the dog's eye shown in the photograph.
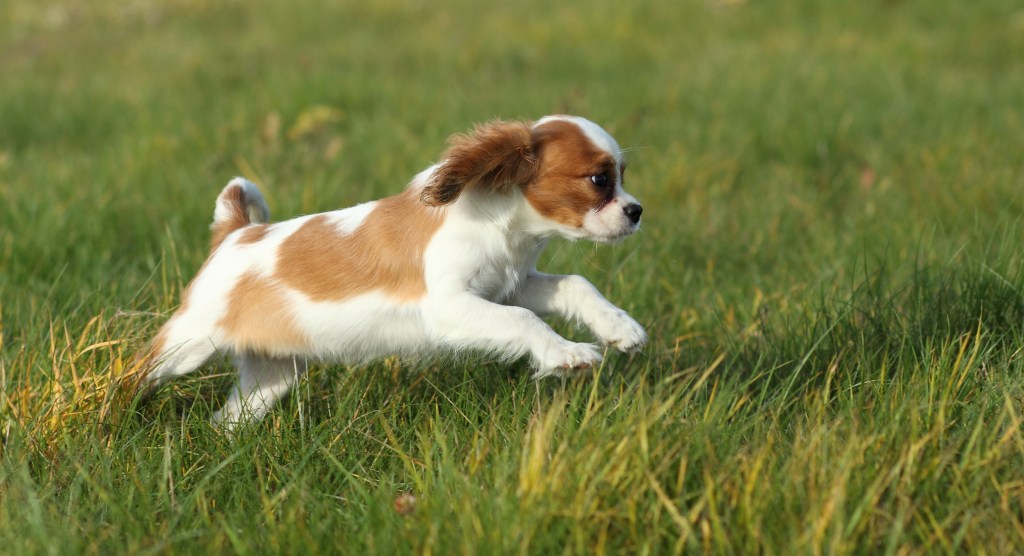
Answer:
[590,173,610,188]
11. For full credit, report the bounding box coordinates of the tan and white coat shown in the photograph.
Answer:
[142,115,647,427]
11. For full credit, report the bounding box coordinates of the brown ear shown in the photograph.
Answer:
[420,120,537,206]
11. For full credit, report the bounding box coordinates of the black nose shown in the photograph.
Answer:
[623,203,643,224]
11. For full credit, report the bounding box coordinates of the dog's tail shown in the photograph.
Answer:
[210,177,271,250]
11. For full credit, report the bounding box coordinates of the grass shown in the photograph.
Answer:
[2,0,1024,553]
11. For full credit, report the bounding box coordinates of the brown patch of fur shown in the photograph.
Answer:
[237,224,269,244]
[276,189,442,302]
[421,120,538,206]
[210,185,251,250]
[524,120,616,228]
[218,272,309,354]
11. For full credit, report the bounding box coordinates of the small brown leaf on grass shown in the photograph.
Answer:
[394,492,417,516]
[860,167,876,192]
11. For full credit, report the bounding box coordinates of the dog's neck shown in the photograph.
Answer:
[421,189,550,302]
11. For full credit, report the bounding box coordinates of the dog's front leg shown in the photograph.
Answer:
[510,272,647,353]
[423,293,602,377]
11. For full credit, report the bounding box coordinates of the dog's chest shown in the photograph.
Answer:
[464,235,541,303]
[468,259,525,303]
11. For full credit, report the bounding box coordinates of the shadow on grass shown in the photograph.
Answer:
[720,257,1024,407]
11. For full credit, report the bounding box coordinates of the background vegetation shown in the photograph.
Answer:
[2,0,1023,553]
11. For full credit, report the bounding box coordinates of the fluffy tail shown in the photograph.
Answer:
[210,177,270,249]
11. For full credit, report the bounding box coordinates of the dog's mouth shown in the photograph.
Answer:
[589,225,639,244]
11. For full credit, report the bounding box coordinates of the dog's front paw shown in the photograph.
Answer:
[594,310,648,353]
[533,341,602,378]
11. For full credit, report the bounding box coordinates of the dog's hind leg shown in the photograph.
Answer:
[139,314,223,392]
[212,353,306,429]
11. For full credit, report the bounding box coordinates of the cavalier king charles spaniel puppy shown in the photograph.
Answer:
[141,115,647,427]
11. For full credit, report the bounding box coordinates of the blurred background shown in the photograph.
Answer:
[2,0,1022,329]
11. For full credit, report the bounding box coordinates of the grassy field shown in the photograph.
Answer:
[3,0,1024,553]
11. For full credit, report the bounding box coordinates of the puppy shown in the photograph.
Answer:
[141,115,647,427]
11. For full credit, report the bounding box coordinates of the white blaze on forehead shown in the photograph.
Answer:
[534,115,622,162]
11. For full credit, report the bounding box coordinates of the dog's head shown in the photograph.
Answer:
[421,115,642,242]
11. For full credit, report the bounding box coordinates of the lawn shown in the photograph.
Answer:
[2,0,1024,553]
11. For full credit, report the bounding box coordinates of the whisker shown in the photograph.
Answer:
[618,146,651,154]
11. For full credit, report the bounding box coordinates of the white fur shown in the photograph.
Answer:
[536,115,623,160]
[582,185,642,242]
[144,117,647,429]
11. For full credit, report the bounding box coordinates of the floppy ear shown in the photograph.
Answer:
[420,120,537,206]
